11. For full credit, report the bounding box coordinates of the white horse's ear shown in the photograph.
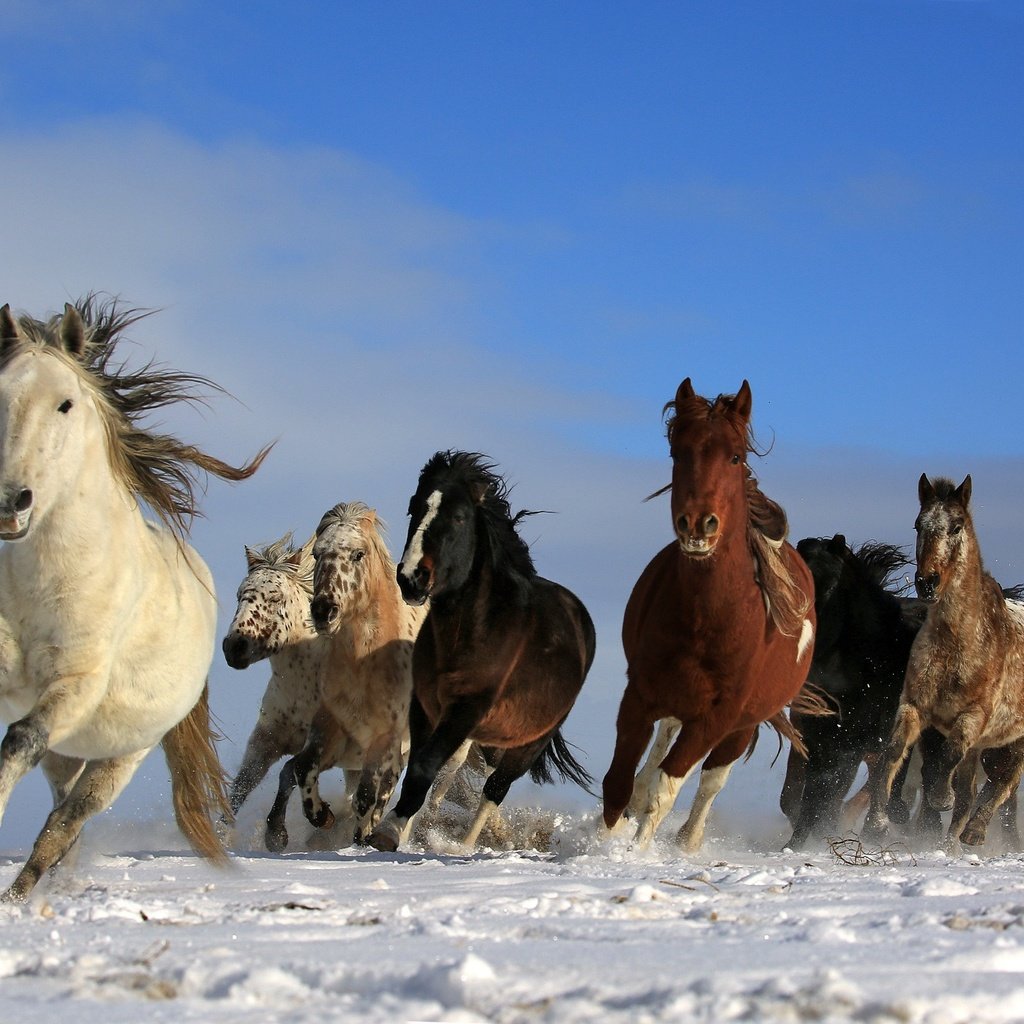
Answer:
[299,535,316,562]
[61,304,86,358]
[244,545,261,569]
[0,304,23,351]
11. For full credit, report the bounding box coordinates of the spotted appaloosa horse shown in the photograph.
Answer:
[0,298,268,900]
[865,475,1024,851]
[368,451,595,853]
[603,378,818,851]
[222,533,327,818]
[264,501,427,848]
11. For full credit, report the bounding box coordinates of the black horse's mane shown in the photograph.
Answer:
[420,451,538,584]
[853,540,912,593]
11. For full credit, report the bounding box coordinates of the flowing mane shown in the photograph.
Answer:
[663,388,810,638]
[1,295,270,541]
[245,533,315,596]
[316,500,395,577]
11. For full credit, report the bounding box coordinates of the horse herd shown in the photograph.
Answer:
[0,296,1021,904]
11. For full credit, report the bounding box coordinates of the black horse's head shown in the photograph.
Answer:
[796,534,851,659]
[396,451,536,607]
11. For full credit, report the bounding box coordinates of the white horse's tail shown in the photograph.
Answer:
[161,682,232,864]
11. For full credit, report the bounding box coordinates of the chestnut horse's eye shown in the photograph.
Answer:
[731,454,742,465]
[58,399,73,414]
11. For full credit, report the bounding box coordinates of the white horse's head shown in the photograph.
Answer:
[0,304,102,541]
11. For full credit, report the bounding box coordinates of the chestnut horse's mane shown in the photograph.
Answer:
[661,388,811,639]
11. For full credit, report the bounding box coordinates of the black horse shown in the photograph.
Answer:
[781,535,928,849]
[367,451,595,852]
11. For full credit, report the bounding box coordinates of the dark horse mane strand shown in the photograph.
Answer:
[422,450,538,587]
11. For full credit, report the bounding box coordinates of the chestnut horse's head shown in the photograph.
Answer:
[664,378,754,559]
[914,473,973,603]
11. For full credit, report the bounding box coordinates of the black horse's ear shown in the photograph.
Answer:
[956,474,972,508]
[468,479,491,505]
[918,473,935,505]
[828,533,847,553]
[60,303,86,358]
[0,303,22,351]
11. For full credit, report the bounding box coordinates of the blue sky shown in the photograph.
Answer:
[1,1,1022,843]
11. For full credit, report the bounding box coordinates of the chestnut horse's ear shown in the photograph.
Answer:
[674,377,696,407]
[918,473,935,505]
[60,303,86,358]
[730,380,752,421]
[0,303,22,351]
[956,474,972,508]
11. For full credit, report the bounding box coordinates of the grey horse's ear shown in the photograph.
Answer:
[0,304,23,351]
[60,303,86,358]
[244,545,261,570]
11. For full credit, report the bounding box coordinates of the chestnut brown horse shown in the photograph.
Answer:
[864,475,1024,851]
[603,378,817,850]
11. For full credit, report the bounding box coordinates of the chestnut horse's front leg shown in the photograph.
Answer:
[601,684,656,830]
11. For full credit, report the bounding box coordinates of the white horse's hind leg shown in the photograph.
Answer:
[3,749,148,902]
[628,718,681,819]
[632,764,694,849]
[676,764,733,852]
[41,752,86,807]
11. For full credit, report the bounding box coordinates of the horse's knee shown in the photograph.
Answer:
[1,718,48,767]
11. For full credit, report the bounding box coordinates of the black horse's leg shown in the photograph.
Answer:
[787,747,861,850]
[461,736,553,848]
[367,695,489,852]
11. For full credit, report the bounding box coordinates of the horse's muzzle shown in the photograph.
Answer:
[0,487,33,540]
[396,563,430,606]
[915,572,941,602]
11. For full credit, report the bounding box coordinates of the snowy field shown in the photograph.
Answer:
[3,795,1024,1024]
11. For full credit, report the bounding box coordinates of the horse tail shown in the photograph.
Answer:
[161,682,232,864]
[751,682,835,764]
[529,728,595,795]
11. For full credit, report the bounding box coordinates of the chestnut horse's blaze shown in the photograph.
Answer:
[602,377,818,851]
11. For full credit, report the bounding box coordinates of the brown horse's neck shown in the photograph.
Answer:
[930,529,996,635]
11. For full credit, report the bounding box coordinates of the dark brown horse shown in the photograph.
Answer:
[603,378,818,850]
[367,451,595,852]
[864,475,1024,851]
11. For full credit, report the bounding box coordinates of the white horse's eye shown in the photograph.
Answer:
[352,550,365,562]
[58,399,74,414]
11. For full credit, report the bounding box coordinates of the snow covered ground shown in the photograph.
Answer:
[3,796,1024,1024]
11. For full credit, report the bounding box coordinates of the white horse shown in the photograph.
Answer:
[0,298,267,901]
[221,533,326,819]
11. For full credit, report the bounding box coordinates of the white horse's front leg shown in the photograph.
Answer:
[3,748,148,902]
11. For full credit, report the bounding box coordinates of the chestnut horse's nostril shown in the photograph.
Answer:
[13,489,32,513]
[675,514,690,537]
[702,514,720,537]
